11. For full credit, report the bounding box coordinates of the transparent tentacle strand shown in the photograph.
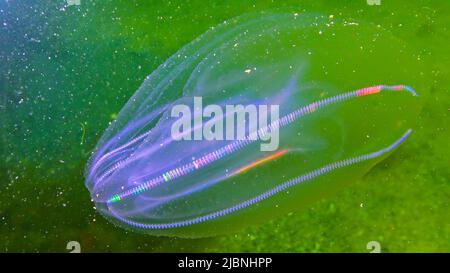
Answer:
[104,85,416,204]
[108,129,412,229]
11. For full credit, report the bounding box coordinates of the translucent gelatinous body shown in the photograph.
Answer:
[85,12,425,237]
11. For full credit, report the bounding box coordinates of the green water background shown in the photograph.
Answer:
[0,0,449,252]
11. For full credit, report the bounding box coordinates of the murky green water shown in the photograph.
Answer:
[1,0,449,252]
